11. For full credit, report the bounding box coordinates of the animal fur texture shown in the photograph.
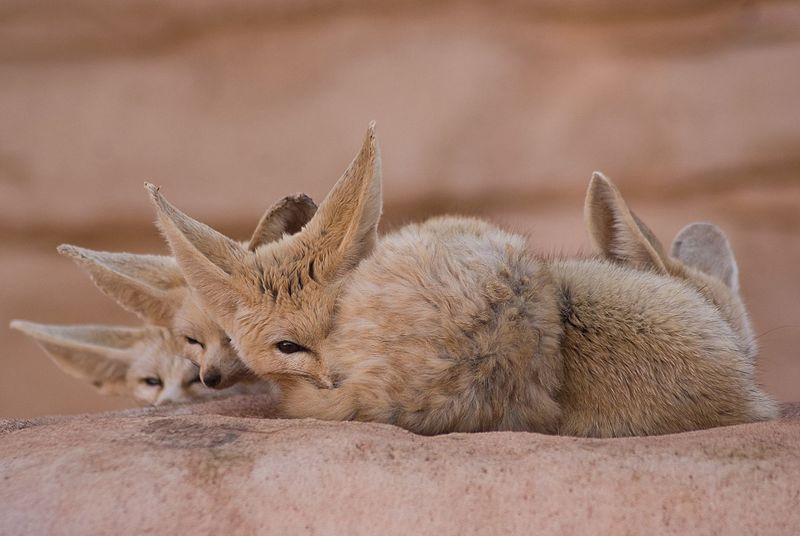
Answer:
[9,320,267,405]
[585,173,758,364]
[147,124,778,437]
[56,194,316,390]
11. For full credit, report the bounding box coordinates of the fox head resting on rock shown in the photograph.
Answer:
[147,123,777,437]
[9,320,240,405]
[57,194,317,390]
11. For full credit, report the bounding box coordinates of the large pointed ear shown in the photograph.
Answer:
[671,222,740,292]
[10,320,140,396]
[57,245,184,326]
[146,183,250,331]
[299,122,382,281]
[584,172,668,273]
[247,193,318,251]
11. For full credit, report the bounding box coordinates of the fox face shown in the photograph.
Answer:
[171,294,249,389]
[125,327,208,404]
[57,193,317,389]
[10,320,212,405]
[147,124,381,389]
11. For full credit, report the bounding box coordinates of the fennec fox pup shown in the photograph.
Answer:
[148,124,777,437]
[585,173,756,362]
[9,320,256,405]
[57,194,316,390]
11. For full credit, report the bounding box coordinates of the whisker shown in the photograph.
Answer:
[754,325,800,340]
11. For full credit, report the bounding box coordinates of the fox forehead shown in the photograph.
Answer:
[174,296,226,337]
[242,236,326,303]
[127,333,191,379]
[233,282,338,343]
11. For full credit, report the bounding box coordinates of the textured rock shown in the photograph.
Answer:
[1,398,799,534]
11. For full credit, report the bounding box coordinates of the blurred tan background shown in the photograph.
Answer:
[1,0,798,418]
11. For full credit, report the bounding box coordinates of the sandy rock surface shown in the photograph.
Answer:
[1,398,799,534]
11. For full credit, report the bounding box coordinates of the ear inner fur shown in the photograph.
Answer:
[585,172,668,273]
[57,244,183,325]
[671,222,739,291]
[10,320,138,388]
[247,194,318,251]
[297,123,382,283]
[145,183,250,332]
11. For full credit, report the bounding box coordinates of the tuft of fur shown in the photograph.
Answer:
[148,126,777,436]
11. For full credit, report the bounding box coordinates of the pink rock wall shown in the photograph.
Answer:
[1,0,799,416]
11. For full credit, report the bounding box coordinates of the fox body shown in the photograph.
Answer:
[149,125,777,437]
[260,218,775,436]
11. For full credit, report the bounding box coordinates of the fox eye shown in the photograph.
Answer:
[185,336,205,349]
[188,375,202,385]
[141,377,162,387]
[276,341,307,354]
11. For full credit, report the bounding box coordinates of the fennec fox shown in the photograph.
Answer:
[148,124,777,437]
[9,320,261,405]
[585,172,756,362]
[58,194,316,390]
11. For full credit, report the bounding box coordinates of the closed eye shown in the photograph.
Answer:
[187,375,202,386]
[185,336,205,349]
[276,340,308,354]
[141,376,162,387]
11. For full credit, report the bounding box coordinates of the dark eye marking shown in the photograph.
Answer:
[276,341,308,354]
[185,336,205,349]
[141,377,163,387]
[308,259,316,282]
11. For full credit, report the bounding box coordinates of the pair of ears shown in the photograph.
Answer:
[145,123,382,329]
[57,193,319,327]
[10,320,151,395]
[585,173,739,292]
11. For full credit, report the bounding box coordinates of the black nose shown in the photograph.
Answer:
[202,370,222,388]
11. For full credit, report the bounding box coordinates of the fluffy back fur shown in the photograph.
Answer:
[585,172,756,362]
[58,194,316,389]
[148,126,777,437]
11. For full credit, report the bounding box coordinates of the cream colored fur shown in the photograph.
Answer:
[584,172,756,362]
[9,320,268,405]
[148,125,777,437]
[57,194,316,389]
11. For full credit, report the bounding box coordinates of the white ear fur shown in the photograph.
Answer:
[146,183,250,331]
[584,172,668,273]
[247,193,318,251]
[671,222,740,292]
[299,122,382,281]
[10,320,141,394]
[57,245,183,326]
